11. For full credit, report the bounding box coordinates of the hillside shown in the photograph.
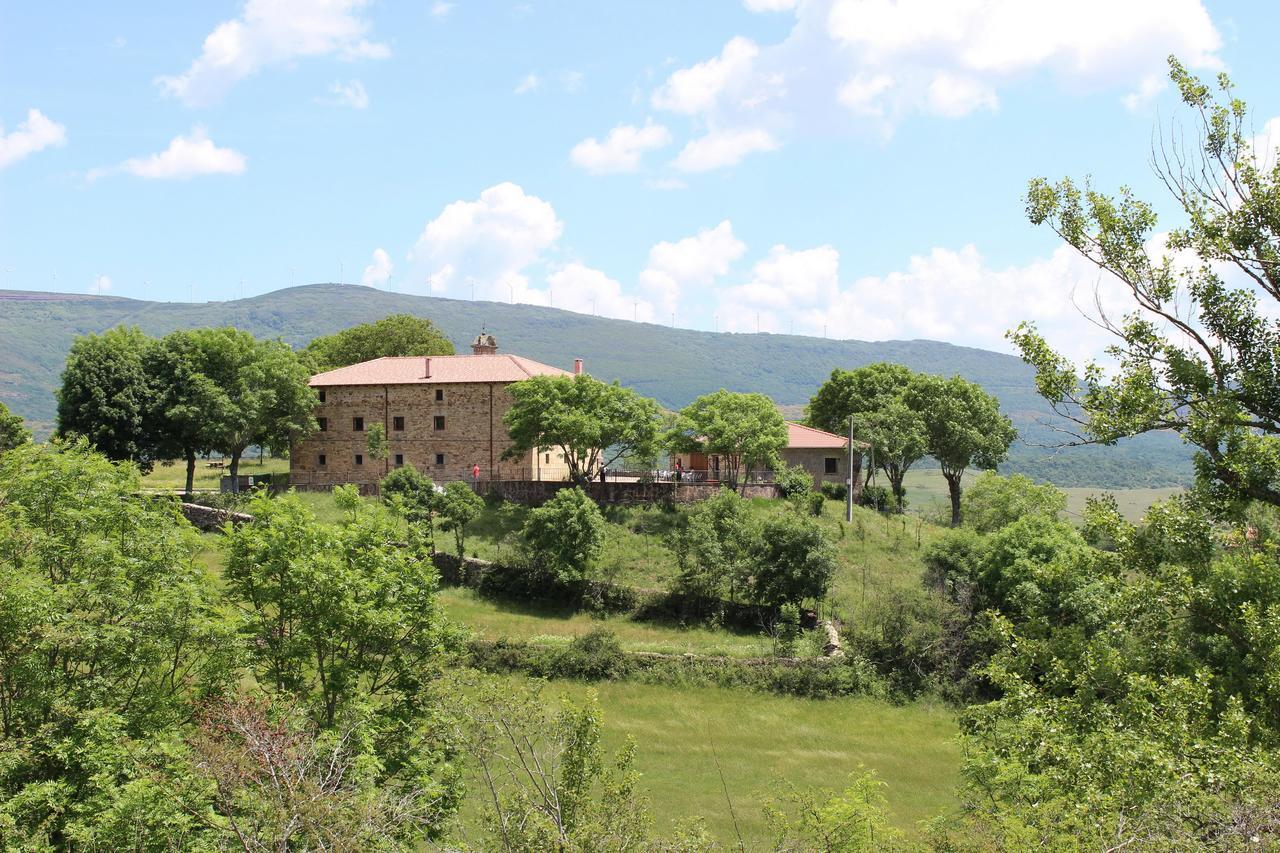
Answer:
[0,283,1191,488]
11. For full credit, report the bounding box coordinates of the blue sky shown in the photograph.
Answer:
[2,0,1278,357]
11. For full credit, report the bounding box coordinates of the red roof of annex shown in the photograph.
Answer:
[309,354,572,387]
[785,421,866,449]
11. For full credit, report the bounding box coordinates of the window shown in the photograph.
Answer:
[317,417,328,431]
[435,453,445,466]
[393,416,405,431]
[824,457,839,474]
[318,389,326,403]
[435,389,444,402]
[353,417,364,431]
[318,454,326,467]
[394,454,404,467]
[434,415,445,431]
[355,454,363,466]
[545,453,551,464]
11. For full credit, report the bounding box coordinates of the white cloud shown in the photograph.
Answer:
[837,72,894,117]
[542,262,655,322]
[926,72,998,118]
[639,220,745,315]
[88,127,246,181]
[514,73,540,95]
[570,122,672,174]
[430,1,455,17]
[651,36,759,115]
[361,248,392,287]
[0,109,67,171]
[744,0,798,10]
[1252,116,1280,173]
[157,0,389,106]
[672,127,778,172]
[328,79,369,108]
[409,182,562,302]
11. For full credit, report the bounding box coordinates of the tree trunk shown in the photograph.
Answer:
[945,470,962,527]
[184,449,196,498]
[229,448,243,492]
[889,469,906,513]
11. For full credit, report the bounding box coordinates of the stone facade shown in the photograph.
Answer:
[780,446,859,491]
[290,339,573,491]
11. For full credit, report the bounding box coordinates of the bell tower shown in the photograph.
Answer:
[471,331,498,355]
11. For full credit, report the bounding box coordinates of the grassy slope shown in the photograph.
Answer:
[0,284,1191,487]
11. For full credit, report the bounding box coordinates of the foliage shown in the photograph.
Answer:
[522,487,607,583]
[439,479,485,556]
[381,463,440,546]
[504,374,662,485]
[960,471,1067,534]
[774,462,815,499]
[145,329,223,494]
[1012,58,1280,512]
[667,389,789,492]
[366,421,388,462]
[0,440,237,844]
[752,514,838,609]
[845,586,970,701]
[820,480,848,502]
[670,487,758,602]
[0,400,30,452]
[907,375,1016,527]
[463,680,653,851]
[55,325,162,470]
[764,769,905,852]
[302,313,455,371]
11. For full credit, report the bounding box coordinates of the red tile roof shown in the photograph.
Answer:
[786,421,863,449]
[309,354,572,387]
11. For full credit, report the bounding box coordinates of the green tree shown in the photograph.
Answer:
[668,389,789,493]
[671,486,758,602]
[907,375,1017,526]
[381,463,440,548]
[504,374,662,485]
[0,400,30,452]
[55,326,161,470]
[0,440,237,843]
[193,327,317,489]
[303,313,455,371]
[522,487,607,583]
[367,421,389,475]
[752,514,837,609]
[853,402,926,512]
[961,471,1067,534]
[1011,58,1280,512]
[806,362,917,438]
[764,769,905,852]
[438,479,484,557]
[146,329,222,496]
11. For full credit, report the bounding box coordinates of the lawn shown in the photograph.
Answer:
[141,454,289,491]
[449,677,961,846]
[439,587,780,658]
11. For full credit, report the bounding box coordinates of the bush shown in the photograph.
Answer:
[753,514,838,609]
[775,463,815,499]
[820,481,848,502]
[805,491,826,517]
[961,471,1066,533]
[859,485,892,512]
[521,487,606,583]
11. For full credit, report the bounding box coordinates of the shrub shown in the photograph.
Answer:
[752,514,838,609]
[438,480,484,556]
[775,463,815,499]
[521,487,606,583]
[859,485,892,512]
[961,470,1066,533]
[820,481,848,502]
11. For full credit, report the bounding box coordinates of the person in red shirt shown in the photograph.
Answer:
[471,463,481,487]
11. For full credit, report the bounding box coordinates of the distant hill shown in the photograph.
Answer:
[0,283,1192,488]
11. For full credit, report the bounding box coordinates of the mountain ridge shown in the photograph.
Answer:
[0,283,1191,488]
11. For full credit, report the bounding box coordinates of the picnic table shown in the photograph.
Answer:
[205,460,225,469]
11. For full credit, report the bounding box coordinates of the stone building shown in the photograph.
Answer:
[674,422,864,492]
[289,333,574,491]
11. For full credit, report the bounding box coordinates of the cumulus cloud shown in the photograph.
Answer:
[639,220,745,316]
[651,36,759,116]
[570,122,672,174]
[430,2,455,17]
[0,108,67,171]
[672,127,777,172]
[157,0,389,106]
[744,0,798,10]
[409,182,562,301]
[88,127,246,181]
[361,248,392,287]
[542,262,655,322]
[327,79,369,108]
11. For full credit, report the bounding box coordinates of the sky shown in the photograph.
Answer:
[2,0,1279,359]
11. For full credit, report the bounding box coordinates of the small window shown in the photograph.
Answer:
[394,453,404,467]
[318,389,326,403]
[353,417,364,431]
[393,416,405,431]
[824,457,839,474]
[318,454,327,467]
[434,415,445,431]
[545,453,551,464]
[354,454,363,466]
[317,417,328,432]
[435,389,444,402]
[435,453,445,466]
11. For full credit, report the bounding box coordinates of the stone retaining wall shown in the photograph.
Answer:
[180,502,254,531]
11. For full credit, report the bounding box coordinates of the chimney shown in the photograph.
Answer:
[424,357,431,379]
[573,358,583,376]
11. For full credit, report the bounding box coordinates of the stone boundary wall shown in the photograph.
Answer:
[180,502,254,531]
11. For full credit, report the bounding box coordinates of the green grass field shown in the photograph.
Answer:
[449,677,960,845]
[141,454,289,491]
